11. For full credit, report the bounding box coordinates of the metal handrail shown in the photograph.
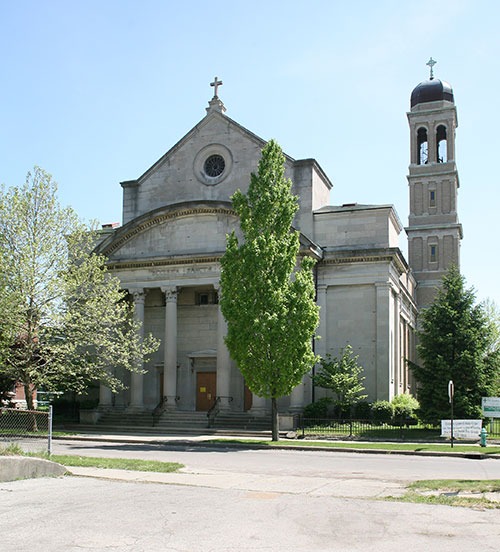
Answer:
[152,396,182,426]
[207,396,233,428]
[152,396,167,426]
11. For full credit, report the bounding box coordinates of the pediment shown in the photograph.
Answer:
[121,110,296,222]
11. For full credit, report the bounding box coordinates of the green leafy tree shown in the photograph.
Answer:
[0,167,158,411]
[482,299,500,353]
[312,345,367,417]
[412,266,500,424]
[220,140,319,440]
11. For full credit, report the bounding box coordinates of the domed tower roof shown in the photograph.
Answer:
[410,78,454,108]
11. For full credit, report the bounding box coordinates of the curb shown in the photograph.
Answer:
[53,434,499,460]
[0,456,67,482]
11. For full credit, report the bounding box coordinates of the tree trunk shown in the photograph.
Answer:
[272,397,279,441]
[23,383,38,431]
[24,383,34,411]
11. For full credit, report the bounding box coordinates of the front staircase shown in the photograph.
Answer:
[75,408,273,435]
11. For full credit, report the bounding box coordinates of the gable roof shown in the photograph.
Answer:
[120,109,297,188]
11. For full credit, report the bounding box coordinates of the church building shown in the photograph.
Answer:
[93,64,461,426]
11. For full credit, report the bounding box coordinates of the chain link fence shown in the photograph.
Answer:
[0,407,52,454]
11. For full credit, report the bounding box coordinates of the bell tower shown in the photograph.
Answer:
[405,59,463,309]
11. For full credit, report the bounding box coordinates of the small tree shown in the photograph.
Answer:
[0,167,158,410]
[412,266,500,424]
[312,345,367,417]
[482,299,500,354]
[220,140,319,441]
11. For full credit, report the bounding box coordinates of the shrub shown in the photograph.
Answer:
[303,397,333,419]
[353,401,372,420]
[371,400,393,424]
[391,394,420,425]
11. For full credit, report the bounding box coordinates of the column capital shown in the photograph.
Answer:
[317,284,328,292]
[129,289,146,304]
[161,286,178,303]
[375,281,391,291]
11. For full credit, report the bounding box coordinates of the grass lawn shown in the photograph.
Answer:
[408,479,500,492]
[388,479,500,509]
[207,438,500,454]
[49,454,184,473]
[0,445,183,473]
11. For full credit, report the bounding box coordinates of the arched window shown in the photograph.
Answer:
[417,127,428,165]
[436,125,447,163]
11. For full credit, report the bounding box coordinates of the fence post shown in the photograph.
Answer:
[48,405,53,456]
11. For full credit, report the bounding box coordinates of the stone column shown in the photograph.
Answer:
[215,285,231,411]
[98,382,113,408]
[250,393,267,417]
[129,289,146,409]
[162,286,178,410]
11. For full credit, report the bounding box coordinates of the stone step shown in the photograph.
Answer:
[89,409,273,432]
[61,424,275,438]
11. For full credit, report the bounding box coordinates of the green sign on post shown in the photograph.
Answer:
[482,397,500,418]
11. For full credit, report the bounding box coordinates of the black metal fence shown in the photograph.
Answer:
[300,418,440,440]
[299,417,500,440]
[487,418,500,437]
[0,407,52,454]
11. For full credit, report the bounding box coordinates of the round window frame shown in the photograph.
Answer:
[193,144,233,186]
[204,154,226,178]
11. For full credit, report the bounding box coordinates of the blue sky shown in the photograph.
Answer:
[1,0,499,306]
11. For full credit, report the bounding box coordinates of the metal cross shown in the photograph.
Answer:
[210,77,223,98]
[426,57,437,79]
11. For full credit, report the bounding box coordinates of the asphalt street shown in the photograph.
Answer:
[2,440,499,551]
[53,438,500,482]
[1,474,499,552]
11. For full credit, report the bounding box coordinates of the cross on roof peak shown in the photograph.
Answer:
[426,57,437,80]
[210,77,223,99]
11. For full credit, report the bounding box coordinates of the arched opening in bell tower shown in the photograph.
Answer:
[417,127,428,165]
[436,125,447,163]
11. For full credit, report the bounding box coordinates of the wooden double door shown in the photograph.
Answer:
[195,372,254,411]
[196,372,216,411]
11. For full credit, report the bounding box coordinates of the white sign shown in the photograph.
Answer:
[482,397,500,418]
[441,419,482,439]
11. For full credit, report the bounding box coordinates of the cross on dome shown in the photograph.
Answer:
[426,57,437,80]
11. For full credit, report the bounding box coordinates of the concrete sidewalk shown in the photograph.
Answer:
[66,464,408,499]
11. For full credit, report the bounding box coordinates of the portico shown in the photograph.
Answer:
[99,279,268,414]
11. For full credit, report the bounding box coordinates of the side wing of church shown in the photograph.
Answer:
[93,68,461,424]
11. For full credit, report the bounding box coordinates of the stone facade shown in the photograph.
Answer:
[94,74,461,416]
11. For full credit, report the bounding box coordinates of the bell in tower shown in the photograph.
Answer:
[405,58,463,309]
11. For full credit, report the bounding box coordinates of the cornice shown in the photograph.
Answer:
[321,249,407,275]
[108,254,223,271]
[108,244,320,271]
